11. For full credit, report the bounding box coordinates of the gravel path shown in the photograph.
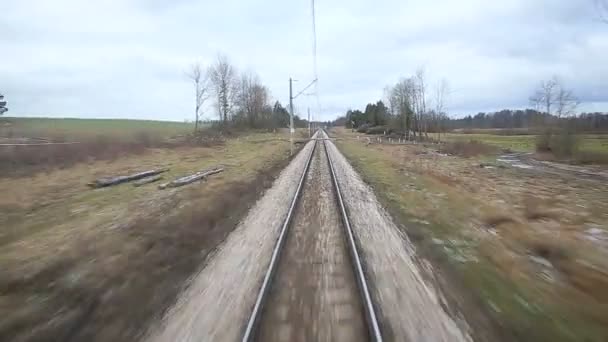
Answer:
[146,134,318,342]
[324,132,472,342]
[256,140,366,342]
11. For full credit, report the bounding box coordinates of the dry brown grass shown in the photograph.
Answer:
[0,132,293,341]
[521,195,561,221]
[0,165,286,342]
[483,213,517,228]
[333,126,608,341]
[0,129,227,177]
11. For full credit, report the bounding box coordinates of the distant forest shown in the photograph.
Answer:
[447,109,608,132]
[333,103,608,133]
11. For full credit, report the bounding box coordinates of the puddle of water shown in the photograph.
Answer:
[584,226,608,244]
[511,163,534,169]
[497,154,537,170]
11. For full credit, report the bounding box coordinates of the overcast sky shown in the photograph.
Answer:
[2,0,607,121]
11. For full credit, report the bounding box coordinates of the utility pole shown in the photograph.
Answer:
[308,108,311,138]
[288,76,316,154]
[289,78,294,155]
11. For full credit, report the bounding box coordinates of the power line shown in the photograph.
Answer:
[311,0,320,122]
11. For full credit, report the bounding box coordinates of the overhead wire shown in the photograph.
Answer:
[311,0,320,124]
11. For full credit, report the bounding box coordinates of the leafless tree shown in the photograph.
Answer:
[383,85,397,116]
[555,87,580,118]
[529,76,579,119]
[529,77,558,116]
[433,79,449,143]
[390,78,415,140]
[208,54,238,124]
[415,67,428,139]
[186,63,209,132]
[237,71,270,127]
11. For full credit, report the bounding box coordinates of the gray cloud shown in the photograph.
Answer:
[1,0,607,121]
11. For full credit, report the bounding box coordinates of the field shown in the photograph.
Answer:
[0,117,300,341]
[0,117,193,142]
[333,127,608,341]
[0,117,224,176]
[432,131,608,155]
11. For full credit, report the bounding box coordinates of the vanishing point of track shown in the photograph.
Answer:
[241,130,383,342]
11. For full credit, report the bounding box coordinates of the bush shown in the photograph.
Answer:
[366,126,391,135]
[536,131,552,152]
[536,129,579,157]
[356,123,371,133]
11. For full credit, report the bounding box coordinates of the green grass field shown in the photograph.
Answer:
[0,117,194,141]
[434,132,608,154]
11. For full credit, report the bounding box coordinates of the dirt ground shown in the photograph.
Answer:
[333,128,608,342]
[257,139,367,342]
[0,132,293,342]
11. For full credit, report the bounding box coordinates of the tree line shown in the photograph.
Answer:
[450,77,607,132]
[334,68,450,141]
[187,54,308,132]
[447,110,608,132]
[337,73,607,137]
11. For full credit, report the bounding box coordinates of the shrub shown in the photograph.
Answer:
[366,126,391,135]
[552,131,579,157]
[356,123,371,133]
[535,129,579,157]
[535,131,552,152]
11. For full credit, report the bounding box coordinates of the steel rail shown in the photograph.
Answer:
[241,134,318,342]
[322,131,384,342]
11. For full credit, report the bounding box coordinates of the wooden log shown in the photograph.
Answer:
[158,167,224,189]
[89,168,168,188]
[132,175,163,187]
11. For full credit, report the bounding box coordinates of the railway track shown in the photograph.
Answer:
[241,130,383,342]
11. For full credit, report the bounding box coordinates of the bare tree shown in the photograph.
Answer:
[433,79,449,143]
[237,71,270,127]
[186,63,209,132]
[529,76,579,119]
[383,85,397,116]
[415,67,428,139]
[530,77,581,154]
[390,78,415,140]
[208,54,238,124]
[555,87,580,118]
[529,77,558,117]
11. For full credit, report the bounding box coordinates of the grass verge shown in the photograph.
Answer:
[333,128,608,342]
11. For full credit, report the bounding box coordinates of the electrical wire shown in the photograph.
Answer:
[311,0,320,123]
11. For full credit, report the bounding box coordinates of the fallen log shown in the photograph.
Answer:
[89,168,168,188]
[158,167,224,189]
[132,175,163,187]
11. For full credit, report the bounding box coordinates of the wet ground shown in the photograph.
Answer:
[497,152,608,180]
